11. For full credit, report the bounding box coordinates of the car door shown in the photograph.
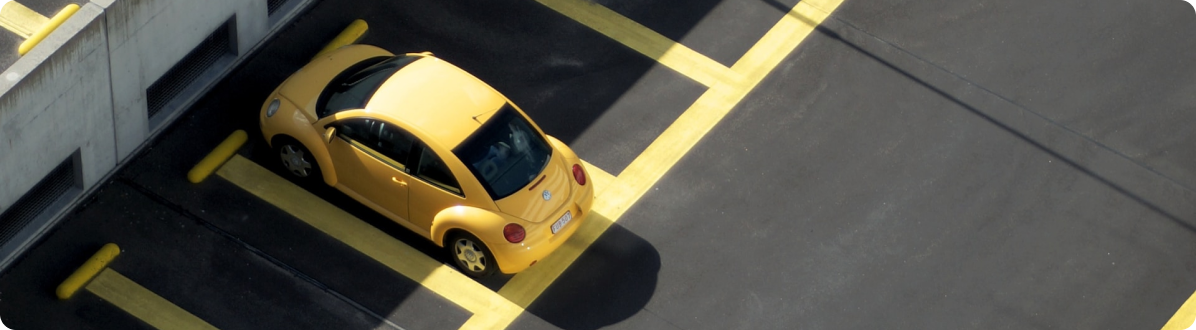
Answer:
[326,118,417,227]
[407,142,467,232]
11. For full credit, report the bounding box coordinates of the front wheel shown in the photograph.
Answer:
[275,137,321,181]
[449,232,497,278]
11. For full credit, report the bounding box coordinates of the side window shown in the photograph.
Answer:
[335,118,415,170]
[374,122,415,166]
[415,145,462,195]
[336,119,374,144]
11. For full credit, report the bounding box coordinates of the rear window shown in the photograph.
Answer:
[454,105,552,199]
[317,55,418,118]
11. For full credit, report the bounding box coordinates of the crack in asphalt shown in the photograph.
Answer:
[779,13,1196,234]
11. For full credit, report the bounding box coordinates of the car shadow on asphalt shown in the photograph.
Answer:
[524,223,661,330]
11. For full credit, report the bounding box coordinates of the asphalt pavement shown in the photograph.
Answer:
[0,0,1194,329]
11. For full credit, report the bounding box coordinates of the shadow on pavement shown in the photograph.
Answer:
[526,223,661,330]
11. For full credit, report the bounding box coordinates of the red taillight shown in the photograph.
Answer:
[503,223,525,243]
[572,164,586,186]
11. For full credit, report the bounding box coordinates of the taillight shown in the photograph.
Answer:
[503,224,525,243]
[572,164,586,186]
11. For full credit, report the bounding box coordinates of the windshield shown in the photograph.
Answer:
[317,56,418,118]
[454,105,553,199]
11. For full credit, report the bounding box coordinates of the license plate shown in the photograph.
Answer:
[551,211,573,234]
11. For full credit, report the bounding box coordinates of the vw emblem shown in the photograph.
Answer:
[542,190,552,201]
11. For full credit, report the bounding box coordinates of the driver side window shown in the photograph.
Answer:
[334,118,416,170]
[336,119,373,144]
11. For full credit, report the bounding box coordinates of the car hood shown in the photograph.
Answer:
[278,46,392,122]
[492,151,572,223]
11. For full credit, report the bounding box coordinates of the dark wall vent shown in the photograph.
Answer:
[267,0,289,16]
[0,154,79,245]
[145,18,236,119]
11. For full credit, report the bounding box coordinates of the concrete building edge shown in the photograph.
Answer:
[0,0,319,274]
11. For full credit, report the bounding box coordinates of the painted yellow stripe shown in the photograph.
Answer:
[597,0,839,220]
[86,268,219,330]
[590,85,741,219]
[730,0,835,81]
[18,3,78,55]
[0,1,47,38]
[57,243,121,300]
[532,0,738,88]
[215,155,520,316]
[1163,291,1196,330]
[464,1,846,329]
[581,160,615,196]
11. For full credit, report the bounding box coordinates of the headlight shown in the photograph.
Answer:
[266,99,280,117]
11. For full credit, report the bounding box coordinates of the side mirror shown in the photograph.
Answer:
[323,127,336,144]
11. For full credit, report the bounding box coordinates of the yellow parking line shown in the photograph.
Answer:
[87,268,220,330]
[599,0,840,220]
[532,0,738,88]
[461,1,846,329]
[1163,291,1196,330]
[0,1,47,38]
[581,159,615,196]
[730,0,836,82]
[215,155,521,318]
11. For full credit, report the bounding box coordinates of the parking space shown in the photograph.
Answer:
[1,0,1195,329]
[0,181,416,329]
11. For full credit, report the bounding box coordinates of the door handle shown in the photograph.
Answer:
[392,177,407,186]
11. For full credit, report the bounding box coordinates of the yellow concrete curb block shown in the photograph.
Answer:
[18,3,78,56]
[187,129,248,184]
[314,19,368,59]
[56,242,120,300]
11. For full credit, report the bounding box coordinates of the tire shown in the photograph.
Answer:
[448,232,497,278]
[274,137,321,181]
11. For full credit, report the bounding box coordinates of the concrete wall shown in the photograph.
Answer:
[0,3,111,217]
[0,0,311,269]
[105,0,269,159]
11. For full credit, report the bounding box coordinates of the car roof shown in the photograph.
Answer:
[363,56,506,149]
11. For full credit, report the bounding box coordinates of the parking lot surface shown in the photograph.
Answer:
[1,0,1195,329]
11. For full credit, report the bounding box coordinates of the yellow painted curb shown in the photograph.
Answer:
[18,3,78,56]
[187,130,248,184]
[56,243,120,300]
[314,19,368,59]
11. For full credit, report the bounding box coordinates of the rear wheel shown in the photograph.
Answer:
[275,137,321,181]
[449,232,497,278]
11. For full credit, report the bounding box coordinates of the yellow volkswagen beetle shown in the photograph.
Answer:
[258,44,593,277]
